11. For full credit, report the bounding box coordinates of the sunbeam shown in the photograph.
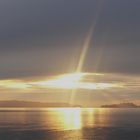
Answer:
[69,0,104,105]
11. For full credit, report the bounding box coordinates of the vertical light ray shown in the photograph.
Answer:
[69,0,104,105]
[76,27,94,73]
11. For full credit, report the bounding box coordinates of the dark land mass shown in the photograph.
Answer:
[0,100,80,108]
[101,103,140,108]
[0,101,139,108]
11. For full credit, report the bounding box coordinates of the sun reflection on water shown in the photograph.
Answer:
[49,108,107,130]
[55,108,82,130]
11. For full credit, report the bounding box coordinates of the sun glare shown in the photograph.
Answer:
[32,72,120,90]
[57,108,82,130]
[32,72,85,89]
[0,73,123,91]
[0,80,30,89]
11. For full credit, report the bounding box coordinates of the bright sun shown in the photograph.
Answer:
[33,72,85,89]
[0,72,123,90]
[32,72,119,90]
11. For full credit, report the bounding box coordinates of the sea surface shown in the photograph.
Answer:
[0,108,140,140]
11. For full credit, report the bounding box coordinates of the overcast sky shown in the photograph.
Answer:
[0,0,140,79]
[0,0,140,106]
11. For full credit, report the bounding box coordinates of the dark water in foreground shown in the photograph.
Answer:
[0,108,140,140]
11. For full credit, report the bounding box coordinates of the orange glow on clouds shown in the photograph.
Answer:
[0,72,124,91]
[32,72,122,90]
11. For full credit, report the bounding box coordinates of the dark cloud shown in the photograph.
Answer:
[0,0,140,79]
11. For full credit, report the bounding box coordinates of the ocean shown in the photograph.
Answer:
[0,108,140,140]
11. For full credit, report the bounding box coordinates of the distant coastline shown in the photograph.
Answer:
[0,101,139,108]
[101,103,140,108]
[0,100,80,108]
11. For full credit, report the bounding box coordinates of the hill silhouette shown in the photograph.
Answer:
[101,103,140,108]
[0,100,80,108]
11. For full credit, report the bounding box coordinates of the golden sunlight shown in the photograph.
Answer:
[0,80,30,89]
[32,72,122,90]
[0,73,124,91]
[58,108,82,130]
[32,72,86,89]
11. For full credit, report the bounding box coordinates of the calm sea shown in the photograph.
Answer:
[0,108,140,140]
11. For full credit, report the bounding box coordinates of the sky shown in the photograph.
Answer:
[0,0,140,106]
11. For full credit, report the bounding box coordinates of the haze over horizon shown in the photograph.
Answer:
[0,0,140,106]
